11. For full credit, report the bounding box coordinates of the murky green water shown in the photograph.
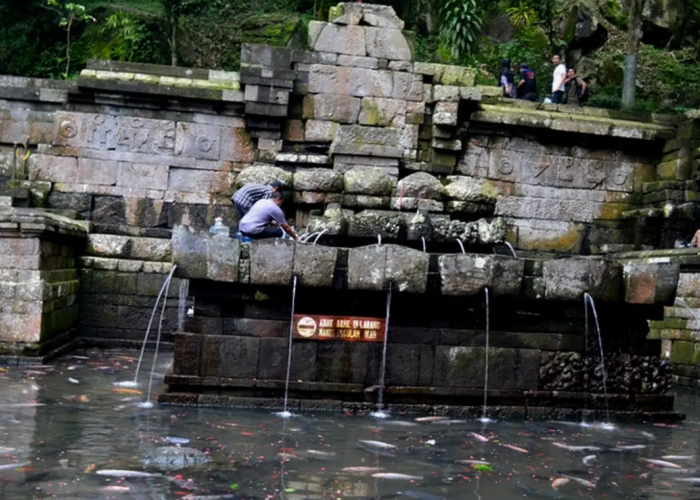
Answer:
[1,349,700,500]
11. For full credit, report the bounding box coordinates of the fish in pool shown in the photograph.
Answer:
[163,436,190,445]
[372,473,423,481]
[384,421,419,427]
[415,417,450,423]
[551,478,570,491]
[455,460,490,465]
[552,442,602,452]
[96,469,163,478]
[357,440,398,450]
[432,420,467,425]
[102,485,130,492]
[470,432,490,443]
[613,444,646,451]
[560,474,596,488]
[300,450,337,460]
[582,455,597,466]
[501,444,529,453]
[140,446,212,471]
[675,478,700,485]
[641,458,683,469]
[663,455,694,460]
[342,466,385,474]
[113,388,143,395]
[0,462,30,471]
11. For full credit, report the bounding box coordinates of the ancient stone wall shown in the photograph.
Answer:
[0,209,86,358]
[0,2,696,356]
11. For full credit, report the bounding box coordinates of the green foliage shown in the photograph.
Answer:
[78,11,165,64]
[506,1,537,28]
[46,0,96,77]
[636,45,700,107]
[439,0,482,59]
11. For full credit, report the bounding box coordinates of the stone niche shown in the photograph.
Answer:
[0,208,87,357]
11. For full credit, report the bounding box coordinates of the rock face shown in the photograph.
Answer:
[396,172,445,200]
[236,165,293,188]
[344,167,396,195]
[307,204,350,235]
[445,176,497,204]
[561,2,608,51]
[293,169,343,192]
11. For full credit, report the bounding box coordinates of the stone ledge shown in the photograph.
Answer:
[0,208,89,239]
[472,104,676,141]
[157,391,680,419]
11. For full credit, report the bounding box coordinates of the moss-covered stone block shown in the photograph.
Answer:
[671,340,700,365]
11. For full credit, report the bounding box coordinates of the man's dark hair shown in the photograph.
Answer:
[553,53,561,58]
[270,191,283,200]
[270,181,285,191]
[568,67,577,73]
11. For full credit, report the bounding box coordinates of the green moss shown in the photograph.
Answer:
[328,4,342,22]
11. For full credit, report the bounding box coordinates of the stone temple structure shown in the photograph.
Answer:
[1,3,700,418]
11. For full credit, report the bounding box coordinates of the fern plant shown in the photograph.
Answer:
[439,0,482,59]
[506,1,538,28]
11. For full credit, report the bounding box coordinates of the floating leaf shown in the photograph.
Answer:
[471,464,493,472]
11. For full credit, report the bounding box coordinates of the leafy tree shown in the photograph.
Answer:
[46,0,95,77]
[439,0,482,59]
[83,12,152,62]
[158,0,207,66]
[621,0,645,109]
[506,1,537,28]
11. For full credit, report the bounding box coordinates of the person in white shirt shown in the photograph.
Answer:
[551,54,567,104]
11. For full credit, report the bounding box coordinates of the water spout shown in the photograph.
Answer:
[583,293,611,426]
[301,232,318,243]
[177,279,190,332]
[457,239,465,254]
[313,229,328,245]
[504,242,517,258]
[479,287,493,424]
[276,275,298,419]
[139,268,177,407]
[120,265,178,389]
[421,236,427,253]
[370,282,393,419]
[377,234,382,247]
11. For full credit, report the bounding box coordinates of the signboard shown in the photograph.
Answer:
[293,315,386,342]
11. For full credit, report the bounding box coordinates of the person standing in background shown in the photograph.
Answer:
[551,54,567,104]
[563,67,587,106]
[499,59,515,98]
[516,64,538,102]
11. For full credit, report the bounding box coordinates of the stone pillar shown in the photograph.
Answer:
[0,208,87,358]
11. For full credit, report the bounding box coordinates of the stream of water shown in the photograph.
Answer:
[370,282,393,420]
[0,349,699,500]
[584,293,611,425]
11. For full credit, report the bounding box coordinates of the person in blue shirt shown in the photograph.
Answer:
[231,180,284,220]
[516,64,539,102]
[238,192,299,241]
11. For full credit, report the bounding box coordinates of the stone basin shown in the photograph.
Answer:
[438,254,524,296]
[542,256,622,302]
[347,244,429,293]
